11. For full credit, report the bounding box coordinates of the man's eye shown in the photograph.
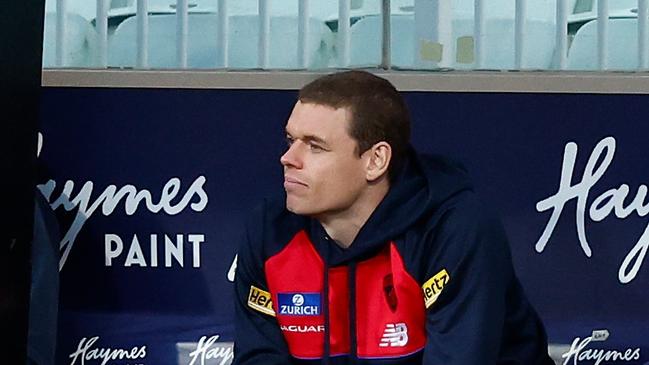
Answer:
[309,143,324,151]
[285,137,294,146]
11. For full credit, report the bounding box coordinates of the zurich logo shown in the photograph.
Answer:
[278,293,321,316]
[292,294,304,306]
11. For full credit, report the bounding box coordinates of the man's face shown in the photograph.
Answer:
[281,101,369,217]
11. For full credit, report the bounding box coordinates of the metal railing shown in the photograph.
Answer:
[555,0,569,69]
[137,0,148,68]
[48,0,649,71]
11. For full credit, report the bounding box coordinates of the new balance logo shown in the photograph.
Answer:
[379,323,408,348]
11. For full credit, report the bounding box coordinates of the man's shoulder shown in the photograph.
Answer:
[434,190,500,229]
[409,190,491,234]
[402,190,507,257]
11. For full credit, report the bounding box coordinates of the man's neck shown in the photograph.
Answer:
[317,180,390,249]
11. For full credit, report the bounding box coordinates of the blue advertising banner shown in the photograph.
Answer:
[37,87,649,365]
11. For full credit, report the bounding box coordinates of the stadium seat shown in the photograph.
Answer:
[349,14,556,70]
[42,12,94,67]
[568,18,642,70]
[108,13,334,69]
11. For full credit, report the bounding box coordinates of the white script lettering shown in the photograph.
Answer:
[37,176,209,270]
[562,334,640,365]
[227,255,237,282]
[188,335,233,365]
[535,137,649,284]
[69,336,147,365]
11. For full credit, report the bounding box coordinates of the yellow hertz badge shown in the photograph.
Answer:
[247,285,275,317]
[422,269,450,309]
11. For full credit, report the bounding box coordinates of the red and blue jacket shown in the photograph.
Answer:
[233,151,554,364]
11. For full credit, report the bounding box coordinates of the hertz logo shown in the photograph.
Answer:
[421,269,450,309]
[247,285,275,317]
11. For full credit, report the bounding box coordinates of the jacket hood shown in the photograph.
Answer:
[315,146,473,266]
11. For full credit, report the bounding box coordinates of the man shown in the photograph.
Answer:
[233,70,553,364]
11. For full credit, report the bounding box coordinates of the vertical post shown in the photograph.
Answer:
[176,0,189,68]
[639,0,648,69]
[298,0,310,68]
[217,0,228,67]
[55,0,67,67]
[96,0,108,68]
[554,0,568,69]
[414,0,452,68]
[597,0,609,70]
[380,0,391,69]
[258,0,270,68]
[474,0,486,68]
[136,0,149,68]
[338,0,351,67]
[514,0,527,69]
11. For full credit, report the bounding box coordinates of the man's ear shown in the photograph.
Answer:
[365,142,391,182]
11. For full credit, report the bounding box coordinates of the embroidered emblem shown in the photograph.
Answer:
[379,323,409,347]
[422,268,450,308]
[247,285,275,317]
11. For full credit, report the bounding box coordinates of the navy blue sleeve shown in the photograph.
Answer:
[28,192,60,365]
[421,197,512,364]
[232,204,292,365]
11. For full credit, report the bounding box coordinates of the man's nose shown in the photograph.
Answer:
[280,142,303,169]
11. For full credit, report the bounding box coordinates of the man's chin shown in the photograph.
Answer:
[285,199,314,216]
[285,202,303,215]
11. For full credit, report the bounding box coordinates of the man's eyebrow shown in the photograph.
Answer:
[285,130,328,145]
[303,135,328,145]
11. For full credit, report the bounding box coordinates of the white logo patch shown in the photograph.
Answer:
[292,294,304,306]
[379,323,408,348]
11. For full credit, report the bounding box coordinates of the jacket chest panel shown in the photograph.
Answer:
[264,230,426,359]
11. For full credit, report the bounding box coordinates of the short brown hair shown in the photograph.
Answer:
[298,70,411,181]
